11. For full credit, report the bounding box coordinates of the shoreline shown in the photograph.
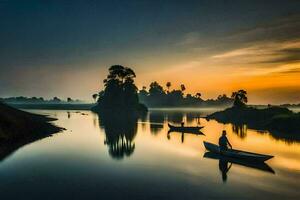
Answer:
[0,103,64,161]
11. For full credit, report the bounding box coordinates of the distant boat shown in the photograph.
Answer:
[203,141,274,162]
[168,123,204,134]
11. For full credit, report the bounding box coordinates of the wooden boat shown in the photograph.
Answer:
[203,152,275,174]
[203,141,274,162]
[168,123,203,133]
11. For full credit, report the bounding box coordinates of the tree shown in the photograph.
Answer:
[92,65,145,113]
[67,97,73,102]
[103,65,136,86]
[231,90,248,108]
[149,81,164,96]
[166,82,171,93]
[180,84,186,92]
[195,93,201,99]
[52,97,61,102]
[92,94,98,102]
[138,86,149,104]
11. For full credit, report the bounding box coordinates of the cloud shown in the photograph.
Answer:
[227,14,300,44]
[212,40,300,65]
[176,32,202,46]
[275,67,300,74]
[210,14,300,65]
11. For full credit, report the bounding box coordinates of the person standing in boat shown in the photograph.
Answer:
[219,130,232,151]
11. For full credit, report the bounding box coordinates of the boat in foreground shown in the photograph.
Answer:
[168,123,204,134]
[203,141,274,162]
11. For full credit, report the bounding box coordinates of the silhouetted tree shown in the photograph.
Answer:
[149,81,164,96]
[52,97,61,103]
[195,93,201,99]
[138,86,149,104]
[67,97,73,102]
[137,81,233,107]
[92,65,146,114]
[166,82,171,93]
[231,90,248,108]
[180,84,186,93]
[92,94,98,102]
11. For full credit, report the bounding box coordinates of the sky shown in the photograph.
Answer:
[0,0,300,104]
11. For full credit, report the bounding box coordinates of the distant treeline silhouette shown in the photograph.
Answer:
[137,81,234,107]
[0,96,81,104]
[208,90,300,142]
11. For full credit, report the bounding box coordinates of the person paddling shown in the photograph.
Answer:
[219,130,232,151]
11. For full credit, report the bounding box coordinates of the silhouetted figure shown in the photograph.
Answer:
[219,130,232,151]
[219,159,232,183]
[181,122,184,127]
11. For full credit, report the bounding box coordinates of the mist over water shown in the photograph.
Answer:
[0,108,299,199]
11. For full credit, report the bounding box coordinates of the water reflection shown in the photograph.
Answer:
[167,130,204,143]
[167,112,184,124]
[232,124,248,139]
[149,112,165,134]
[98,114,138,160]
[219,159,232,183]
[204,152,275,183]
[0,109,299,199]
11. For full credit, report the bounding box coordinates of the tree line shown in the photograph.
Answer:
[136,81,234,107]
[0,96,80,104]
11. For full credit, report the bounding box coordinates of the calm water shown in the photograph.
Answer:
[0,109,299,200]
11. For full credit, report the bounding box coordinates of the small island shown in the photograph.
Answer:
[91,65,148,116]
[207,90,300,141]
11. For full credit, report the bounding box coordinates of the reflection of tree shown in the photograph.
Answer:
[149,112,164,135]
[232,124,247,139]
[167,112,184,124]
[186,113,195,123]
[99,113,138,160]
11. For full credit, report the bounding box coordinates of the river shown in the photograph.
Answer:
[0,108,299,199]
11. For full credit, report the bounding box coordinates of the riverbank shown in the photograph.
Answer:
[0,102,64,160]
[207,106,300,141]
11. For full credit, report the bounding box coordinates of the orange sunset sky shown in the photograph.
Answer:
[0,1,299,104]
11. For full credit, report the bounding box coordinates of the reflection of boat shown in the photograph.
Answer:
[203,152,275,174]
[203,141,274,162]
[168,123,204,133]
